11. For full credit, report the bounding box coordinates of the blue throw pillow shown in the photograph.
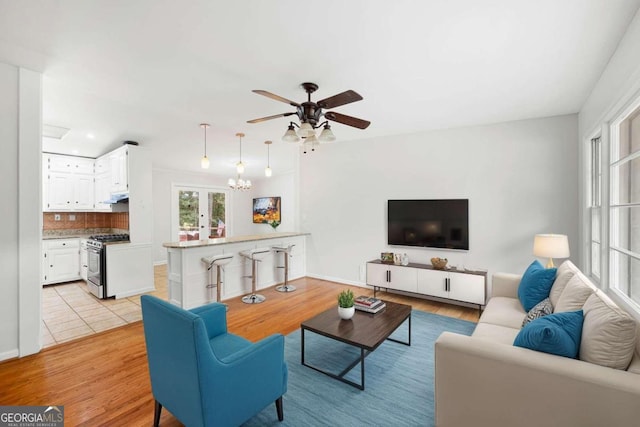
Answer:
[513,310,584,358]
[518,260,557,311]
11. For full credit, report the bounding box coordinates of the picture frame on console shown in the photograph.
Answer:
[380,252,394,263]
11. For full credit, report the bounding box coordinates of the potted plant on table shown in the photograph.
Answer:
[268,220,280,231]
[337,289,355,320]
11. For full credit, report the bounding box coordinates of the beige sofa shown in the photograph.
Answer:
[435,261,640,427]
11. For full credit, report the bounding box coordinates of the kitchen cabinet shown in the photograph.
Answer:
[367,260,487,311]
[43,238,81,285]
[80,239,88,281]
[43,154,95,211]
[94,154,112,212]
[109,146,128,194]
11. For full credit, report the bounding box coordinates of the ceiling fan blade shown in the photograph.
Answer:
[325,111,371,129]
[317,90,363,109]
[252,90,300,107]
[247,112,295,124]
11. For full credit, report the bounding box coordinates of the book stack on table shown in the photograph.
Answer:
[354,296,386,314]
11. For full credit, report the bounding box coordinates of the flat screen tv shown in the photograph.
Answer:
[387,199,469,250]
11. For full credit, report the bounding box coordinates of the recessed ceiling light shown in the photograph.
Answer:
[86,133,95,139]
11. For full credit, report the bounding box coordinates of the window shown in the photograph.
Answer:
[172,185,228,241]
[589,136,602,280]
[610,106,640,307]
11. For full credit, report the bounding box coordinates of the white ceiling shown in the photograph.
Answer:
[1,0,639,179]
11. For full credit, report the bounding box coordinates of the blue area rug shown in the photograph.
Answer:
[243,310,476,426]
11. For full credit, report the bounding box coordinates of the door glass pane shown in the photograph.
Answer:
[611,158,640,205]
[179,190,200,241]
[208,192,226,238]
[591,242,600,279]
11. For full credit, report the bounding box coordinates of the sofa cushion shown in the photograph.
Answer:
[553,273,596,313]
[518,260,557,311]
[514,310,584,359]
[580,291,637,370]
[548,261,578,306]
[480,297,527,329]
[472,322,520,345]
[522,297,553,327]
[628,353,640,374]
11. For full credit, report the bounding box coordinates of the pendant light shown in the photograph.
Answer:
[200,123,210,169]
[236,132,245,174]
[264,140,273,177]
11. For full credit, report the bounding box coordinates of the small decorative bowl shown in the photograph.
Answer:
[431,257,448,270]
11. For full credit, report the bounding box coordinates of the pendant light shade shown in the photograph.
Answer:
[264,140,273,177]
[228,132,252,190]
[200,123,210,169]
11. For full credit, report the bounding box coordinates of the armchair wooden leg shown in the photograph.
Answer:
[275,396,283,422]
[153,400,163,427]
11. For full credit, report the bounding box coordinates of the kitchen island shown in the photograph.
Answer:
[163,232,308,309]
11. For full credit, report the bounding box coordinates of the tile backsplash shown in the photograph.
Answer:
[43,212,129,231]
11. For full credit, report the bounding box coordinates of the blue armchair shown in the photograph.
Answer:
[141,295,288,426]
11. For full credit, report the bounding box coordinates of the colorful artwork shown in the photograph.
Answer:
[253,197,281,223]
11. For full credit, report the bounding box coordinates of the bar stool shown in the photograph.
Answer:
[272,244,296,292]
[239,247,271,304]
[201,254,234,307]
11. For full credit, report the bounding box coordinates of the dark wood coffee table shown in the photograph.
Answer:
[300,300,411,390]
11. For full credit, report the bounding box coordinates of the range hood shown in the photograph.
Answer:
[104,192,129,204]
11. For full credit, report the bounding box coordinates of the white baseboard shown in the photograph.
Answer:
[305,273,367,288]
[0,349,19,362]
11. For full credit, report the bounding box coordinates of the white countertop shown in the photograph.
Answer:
[162,232,309,249]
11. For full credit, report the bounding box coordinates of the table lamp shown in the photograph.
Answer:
[533,234,570,268]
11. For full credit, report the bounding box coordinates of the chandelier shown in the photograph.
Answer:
[228,133,252,190]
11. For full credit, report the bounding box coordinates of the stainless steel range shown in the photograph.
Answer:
[87,234,130,298]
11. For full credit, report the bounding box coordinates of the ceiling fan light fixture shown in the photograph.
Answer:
[282,124,300,143]
[306,134,319,152]
[297,122,315,138]
[318,123,336,142]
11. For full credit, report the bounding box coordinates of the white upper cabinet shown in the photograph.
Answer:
[43,154,95,211]
[109,146,128,194]
[94,154,112,212]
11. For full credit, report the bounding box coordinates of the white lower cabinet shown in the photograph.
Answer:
[366,263,417,293]
[80,239,88,281]
[43,239,81,285]
[367,260,486,307]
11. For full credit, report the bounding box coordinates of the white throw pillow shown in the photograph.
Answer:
[549,261,578,307]
[553,274,596,313]
[580,292,637,370]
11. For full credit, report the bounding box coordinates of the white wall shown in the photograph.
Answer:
[0,62,42,361]
[578,8,640,274]
[300,114,579,287]
[151,168,294,264]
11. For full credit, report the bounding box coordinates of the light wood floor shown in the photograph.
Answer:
[0,266,478,426]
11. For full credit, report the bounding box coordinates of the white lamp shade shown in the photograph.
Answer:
[228,178,236,187]
[236,161,245,174]
[200,156,210,169]
[282,128,300,143]
[318,126,336,142]
[533,234,570,258]
[297,122,315,137]
[265,166,272,177]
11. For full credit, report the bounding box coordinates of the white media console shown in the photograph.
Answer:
[366,260,487,313]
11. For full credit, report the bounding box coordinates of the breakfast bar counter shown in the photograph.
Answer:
[163,232,308,309]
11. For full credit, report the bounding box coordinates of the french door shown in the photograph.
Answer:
[172,185,228,241]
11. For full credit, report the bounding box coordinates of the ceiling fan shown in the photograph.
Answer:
[247,82,370,146]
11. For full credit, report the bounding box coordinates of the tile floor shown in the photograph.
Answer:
[42,267,168,348]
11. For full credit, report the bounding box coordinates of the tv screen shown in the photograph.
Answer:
[387,199,469,250]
